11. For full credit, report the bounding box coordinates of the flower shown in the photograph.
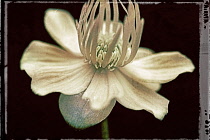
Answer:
[20,0,195,129]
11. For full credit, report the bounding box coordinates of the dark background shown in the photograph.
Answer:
[5,1,199,139]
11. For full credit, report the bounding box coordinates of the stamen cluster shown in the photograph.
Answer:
[76,0,144,71]
[95,38,121,71]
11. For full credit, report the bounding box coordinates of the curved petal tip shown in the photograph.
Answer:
[153,100,169,120]
[121,51,195,83]
[44,8,82,56]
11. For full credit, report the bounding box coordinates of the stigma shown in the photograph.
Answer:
[76,0,144,71]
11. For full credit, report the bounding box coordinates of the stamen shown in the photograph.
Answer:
[113,0,119,22]
[95,41,121,70]
[124,3,144,65]
[77,0,95,59]
[122,1,137,64]
[77,0,144,71]
[98,1,106,32]
[102,25,122,68]
[118,0,128,15]
[90,17,100,65]
[113,0,119,32]
[76,20,84,55]
[117,16,129,66]
[105,0,111,32]
[83,2,99,60]
[85,19,100,62]
[116,1,135,66]
[77,3,90,55]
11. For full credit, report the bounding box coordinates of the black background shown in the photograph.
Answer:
[5,0,199,139]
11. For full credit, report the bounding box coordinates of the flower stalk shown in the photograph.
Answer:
[101,118,109,139]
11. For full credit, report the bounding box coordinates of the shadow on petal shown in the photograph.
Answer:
[59,93,116,129]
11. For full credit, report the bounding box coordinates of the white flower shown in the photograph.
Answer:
[20,0,195,129]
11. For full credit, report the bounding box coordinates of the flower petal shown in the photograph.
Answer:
[114,70,169,120]
[134,47,154,60]
[44,9,82,56]
[20,41,94,96]
[133,47,161,91]
[82,71,122,110]
[20,41,82,77]
[120,51,195,83]
[31,62,94,96]
[59,93,116,129]
[136,81,161,92]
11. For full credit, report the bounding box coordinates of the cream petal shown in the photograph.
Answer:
[20,41,83,77]
[44,9,82,56]
[141,82,161,92]
[129,47,161,91]
[134,47,160,90]
[114,70,169,120]
[134,47,154,60]
[82,71,122,110]
[120,51,195,83]
[59,93,116,129]
[31,62,94,96]
[132,80,161,92]
[107,71,124,99]
[20,41,94,96]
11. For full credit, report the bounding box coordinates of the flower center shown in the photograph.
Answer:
[94,36,121,71]
[76,0,145,71]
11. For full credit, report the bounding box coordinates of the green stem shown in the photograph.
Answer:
[101,118,109,139]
